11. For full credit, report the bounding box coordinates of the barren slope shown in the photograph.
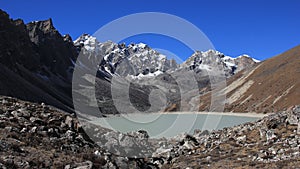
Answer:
[200,45,300,113]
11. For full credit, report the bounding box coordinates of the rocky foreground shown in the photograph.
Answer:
[0,96,300,168]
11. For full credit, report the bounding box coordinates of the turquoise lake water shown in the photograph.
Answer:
[90,113,259,138]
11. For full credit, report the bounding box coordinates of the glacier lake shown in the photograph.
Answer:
[90,113,264,138]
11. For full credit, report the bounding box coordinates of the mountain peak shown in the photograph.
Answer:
[73,34,258,79]
[200,45,300,113]
[183,49,259,76]
[63,34,73,43]
[0,9,9,21]
[237,54,260,63]
[27,18,55,33]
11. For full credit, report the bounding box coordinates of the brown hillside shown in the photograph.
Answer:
[200,45,300,113]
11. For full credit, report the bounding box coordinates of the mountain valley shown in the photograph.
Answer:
[0,8,299,169]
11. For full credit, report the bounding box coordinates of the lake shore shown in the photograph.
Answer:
[159,111,268,118]
[104,111,268,119]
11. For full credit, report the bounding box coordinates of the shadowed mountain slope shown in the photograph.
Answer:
[0,9,76,112]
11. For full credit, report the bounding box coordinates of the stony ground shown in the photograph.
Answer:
[155,107,300,168]
[0,96,151,169]
[0,96,300,168]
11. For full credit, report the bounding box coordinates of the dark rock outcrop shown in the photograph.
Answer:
[0,9,76,113]
[26,18,77,79]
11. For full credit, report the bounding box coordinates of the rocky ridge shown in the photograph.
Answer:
[74,34,178,79]
[73,34,259,114]
[0,8,260,115]
[74,34,259,79]
[0,9,76,113]
[183,50,259,77]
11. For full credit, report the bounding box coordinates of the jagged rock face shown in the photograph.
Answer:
[0,9,76,113]
[26,19,57,44]
[0,10,40,71]
[26,19,77,79]
[0,11,76,78]
[74,34,258,80]
[74,34,178,78]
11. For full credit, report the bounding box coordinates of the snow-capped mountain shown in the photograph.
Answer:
[74,34,259,79]
[74,34,178,78]
[72,34,261,113]
[2,8,298,117]
[183,50,259,77]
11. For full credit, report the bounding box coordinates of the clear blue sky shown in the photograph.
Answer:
[1,0,300,61]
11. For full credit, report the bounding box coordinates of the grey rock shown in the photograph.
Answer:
[4,126,12,132]
[128,130,149,139]
[20,127,27,133]
[286,113,299,125]
[114,157,129,169]
[15,160,30,169]
[64,161,93,169]
[236,135,247,143]
[64,116,74,129]
[30,126,37,133]
[11,110,21,117]
[61,144,79,153]
[29,117,44,124]
[1,99,8,104]
[0,163,7,169]
[65,130,75,141]
[195,130,210,138]
[17,108,30,117]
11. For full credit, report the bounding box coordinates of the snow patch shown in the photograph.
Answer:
[135,70,163,79]
[137,43,147,48]
[237,54,260,63]
[199,64,212,71]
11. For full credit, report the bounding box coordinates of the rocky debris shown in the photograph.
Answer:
[64,161,93,169]
[0,96,155,168]
[148,105,300,168]
[1,96,300,168]
[84,127,156,157]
